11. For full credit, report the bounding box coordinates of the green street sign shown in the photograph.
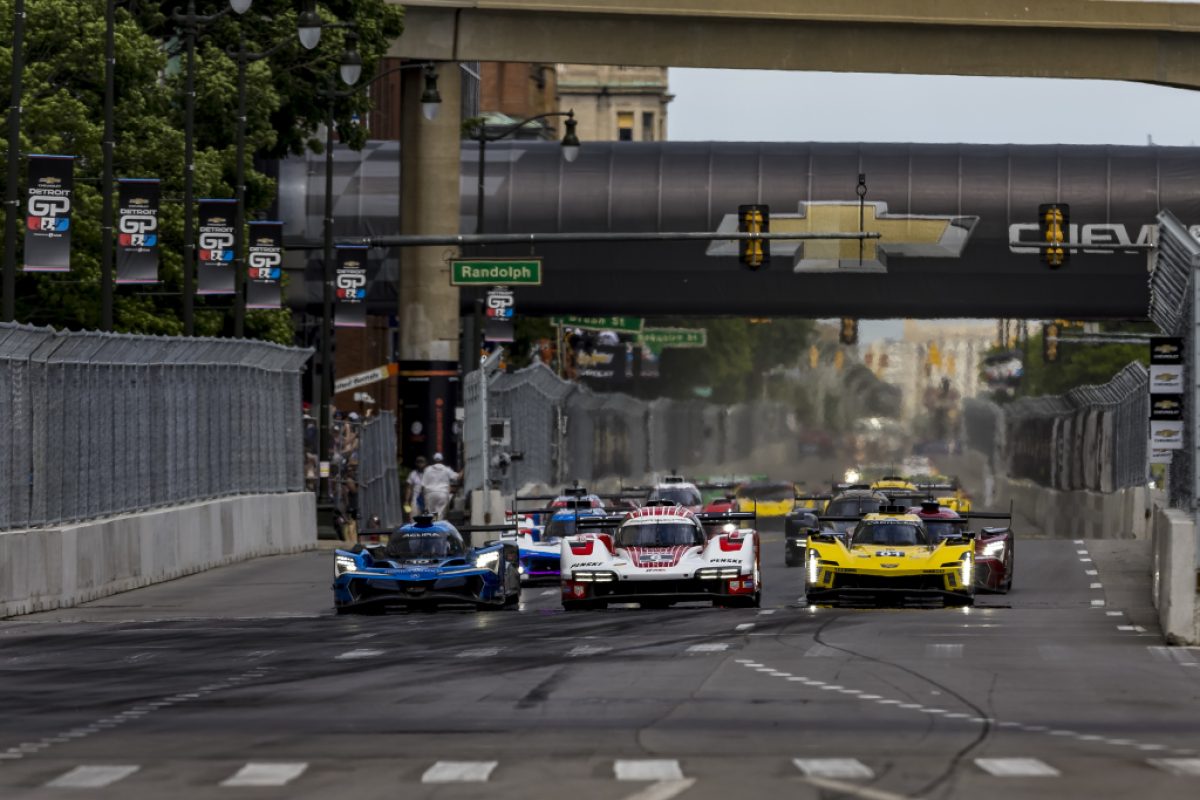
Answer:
[450,258,542,286]
[550,315,644,333]
[639,327,708,354]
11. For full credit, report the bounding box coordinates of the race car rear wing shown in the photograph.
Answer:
[696,511,756,523]
[576,515,628,529]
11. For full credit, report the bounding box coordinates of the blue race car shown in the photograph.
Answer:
[503,507,613,583]
[333,516,521,613]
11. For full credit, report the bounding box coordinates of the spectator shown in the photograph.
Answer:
[406,455,427,517]
[421,453,459,520]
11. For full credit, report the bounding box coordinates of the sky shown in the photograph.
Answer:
[668,69,1200,341]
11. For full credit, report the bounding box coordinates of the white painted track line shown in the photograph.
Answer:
[220,762,308,787]
[421,760,498,783]
[735,623,755,631]
[456,647,501,658]
[1148,758,1200,776]
[800,776,913,800]
[335,649,382,660]
[615,759,685,781]
[620,779,697,800]
[974,758,1060,777]
[927,643,963,658]
[793,758,874,779]
[686,643,729,653]
[46,766,139,788]
[567,644,612,657]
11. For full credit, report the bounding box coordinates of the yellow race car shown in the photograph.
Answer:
[804,506,976,607]
[735,481,798,518]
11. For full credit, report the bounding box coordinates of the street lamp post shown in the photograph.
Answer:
[100,0,115,331]
[2,0,25,323]
[314,55,440,498]
[474,110,579,236]
[228,26,304,339]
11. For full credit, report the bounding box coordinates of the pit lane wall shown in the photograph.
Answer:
[993,476,1150,540]
[0,492,316,618]
[1152,508,1200,645]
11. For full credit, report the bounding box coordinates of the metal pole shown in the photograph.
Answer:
[232,37,248,338]
[100,0,115,330]
[318,92,336,500]
[364,230,884,248]
[181,0,197,336]
[3,0,25,322]
[476,130,486,235]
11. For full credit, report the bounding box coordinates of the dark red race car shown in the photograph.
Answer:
[912,501,1014,594]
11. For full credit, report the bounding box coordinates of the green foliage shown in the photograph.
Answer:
[1010,322,1153,397]
[1,0,402,342]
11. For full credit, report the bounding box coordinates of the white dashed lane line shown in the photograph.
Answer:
[793,758,874,779]
[46,766,140,789]
[735,623,755,632]
[620,779,697,800]
[1148,758,1200,776]
[334,649,383,661]
[1090,583,1103,589]
[926,643,963,658]
[1090,599,1106,607]
[220,763,308,787]
[421,761,498,783]
[686,643,729,653]
[975,758,1060,777]
[456,647,501,658]
[614,759,685,781]
[567,645,612,657]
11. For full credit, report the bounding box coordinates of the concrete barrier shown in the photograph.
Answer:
[995,476,1148,540]
[0,492,316,618]
[1152,507,1200,645]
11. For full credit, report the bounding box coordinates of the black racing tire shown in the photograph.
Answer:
[334,605,359,615]
[504,587,521,607]
[563,600,606,611]
[1002,546,1014,593]
[784,555,800,568]
[945,594,975,608]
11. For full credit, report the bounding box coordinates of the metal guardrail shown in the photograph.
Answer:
[0,323,312,531]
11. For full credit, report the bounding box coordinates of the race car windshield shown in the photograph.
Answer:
[618,523,704,548]
[385,532,464,559]
[924,520,965,540]
[545,518,578,538]
[648,488,702,506]
[852,523,929,547]
[826,499,882,517]
[737,485,794,502]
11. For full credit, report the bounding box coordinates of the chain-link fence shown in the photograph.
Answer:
[357,411,402,528]
[0,323,312,531]
[1154,210,1197,509]
[465,362,793,493]
[964,362,1148,492]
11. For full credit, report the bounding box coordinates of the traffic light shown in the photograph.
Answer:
[808,345,819,369]
[738,204,770,269]
[839,317,858,346]
[1038,203,1070,268]
[1042,322,1059,362]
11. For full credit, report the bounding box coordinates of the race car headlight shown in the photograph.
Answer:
[844,469,861,484]
[518,564,526,575]
[808,553,820,584]
[334,555,358,577]
[961,555,973,586]
[572,570,616,582]
[982,540,1005,558]
[474,551,500,570]
[697,567,740,579]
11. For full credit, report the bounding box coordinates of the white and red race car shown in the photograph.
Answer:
[560,504,760,610]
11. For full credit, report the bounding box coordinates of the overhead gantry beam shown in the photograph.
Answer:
[391,0,1200,89]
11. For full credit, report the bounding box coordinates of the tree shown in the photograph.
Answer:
[1,0,402,342]
[1005,322,1151,398]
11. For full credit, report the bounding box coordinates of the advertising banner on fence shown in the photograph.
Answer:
[335,244,368,328]
[1149,336,1185,451]
[246,220,283,309]
[116,178,160,284]
[197,198,236,294]
[23,154,74,272]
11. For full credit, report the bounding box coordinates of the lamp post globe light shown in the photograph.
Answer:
[314,50,441,500]
[475,109,579,235]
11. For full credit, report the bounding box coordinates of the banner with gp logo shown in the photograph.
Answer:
[24,154,74,272]
[116,178,160,284]
[245,221,283,309]
[335,244,368,328]
[197,198,237,294]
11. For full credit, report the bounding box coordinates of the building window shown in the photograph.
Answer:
[642,112,654,142]
[617,111,633,141]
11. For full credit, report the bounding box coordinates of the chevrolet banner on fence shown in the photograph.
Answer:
[1149,336,1184,452]
[24,154,74,272]
[246,221,283,309]
[197,198,237,294]
[116,178,160,284]
[335,244,368,328]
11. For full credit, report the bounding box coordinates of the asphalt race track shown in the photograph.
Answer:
[1,527,1197,799]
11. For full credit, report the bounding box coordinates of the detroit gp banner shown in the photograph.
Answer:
[245,221,283,309]
[24,154,74,272]
[116,178,160,284]
[335,244,368,328]
[197,198,236,294]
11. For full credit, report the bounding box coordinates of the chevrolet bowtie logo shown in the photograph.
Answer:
[708,201,979,272]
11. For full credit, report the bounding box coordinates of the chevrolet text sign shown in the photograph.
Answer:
[451,258,542,285]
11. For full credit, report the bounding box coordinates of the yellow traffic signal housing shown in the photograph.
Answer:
[808,344,820,369]
[839,317,858,346]
[1038,203,1070,268]
[738,204,770,269]
[1042,322,1059,362]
